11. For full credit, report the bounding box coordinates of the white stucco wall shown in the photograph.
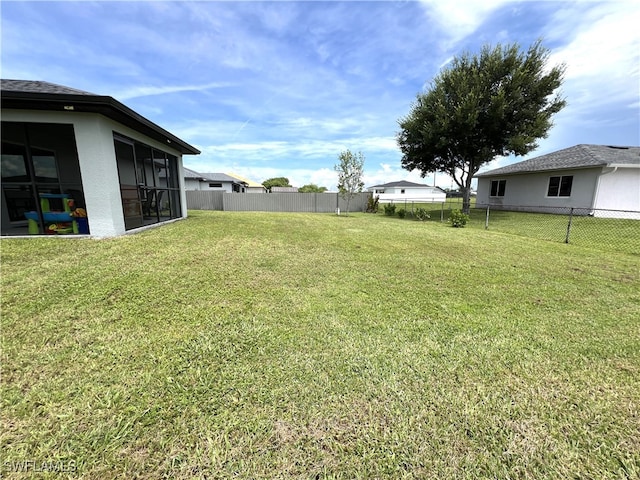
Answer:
[593,167,640,213]
[370,186,446,203]
[184,178,202,191]
[476,168,601,211]
[184,179,236,192]
[2,109,188,237]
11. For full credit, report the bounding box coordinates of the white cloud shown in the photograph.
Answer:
[418,0,512,48]
[543,2,640,140]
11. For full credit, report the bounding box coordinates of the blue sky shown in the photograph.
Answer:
[2,1,639,190]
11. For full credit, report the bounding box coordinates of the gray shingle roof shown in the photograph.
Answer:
[201,173,247,184]
[369,180,432,189]
[183,169,247,184]
[476,144,640,177]
[1,78,200,155]
[183,167,207,179]
[1,79,96,96]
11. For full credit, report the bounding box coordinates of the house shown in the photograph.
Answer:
[271,186,299,193]
[475,144,640,218]
[1,79,200,237]
[367,181,446,203]
[184,168,248,193]
[226,173,266,193]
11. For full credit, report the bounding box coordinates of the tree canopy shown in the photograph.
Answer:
[299,183,328,193]
[334,150,365,215]
[262,177,291,192]
[397,40,566,212]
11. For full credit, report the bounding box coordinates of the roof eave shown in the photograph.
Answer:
[1,90,201,155]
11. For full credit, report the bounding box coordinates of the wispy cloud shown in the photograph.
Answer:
[2,0,638,190]
[113,82,232,101]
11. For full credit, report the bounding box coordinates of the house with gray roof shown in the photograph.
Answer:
[183,168,249,193]
[1,79,200,237]
[474,144,640,218]
[367,180,446,203]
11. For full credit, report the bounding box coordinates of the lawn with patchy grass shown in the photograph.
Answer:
[1,210,639,479]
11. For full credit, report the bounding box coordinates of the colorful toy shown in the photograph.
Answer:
[24,194,87,235]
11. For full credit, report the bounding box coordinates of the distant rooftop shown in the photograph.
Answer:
[369,180,440,189]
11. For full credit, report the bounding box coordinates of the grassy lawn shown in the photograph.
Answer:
[381,203,640,255]
[1,210,639,479]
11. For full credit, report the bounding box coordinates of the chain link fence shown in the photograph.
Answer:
[382,198,640,255]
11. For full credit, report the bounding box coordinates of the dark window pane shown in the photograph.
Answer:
[115,140,137,185]
[491,180,506,197]
[167,155,179,189]
[2,185,36,221]
[1,142,29,181]
[548,176,560,196]
[559,176,573,196]
[153,149,167,188]
[32,148,58,183]
[136,144,153,186]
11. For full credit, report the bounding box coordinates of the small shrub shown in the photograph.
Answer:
[448,209,469,227]
[366,195,379,213]
[384,203,396,216]
[397,208,406,219]
[415,208,431,221]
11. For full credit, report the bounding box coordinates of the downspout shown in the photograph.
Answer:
[591,166,618,213]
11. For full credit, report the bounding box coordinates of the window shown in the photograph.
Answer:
[547,175,573,197]
[490,179,506,197]
[209,183,222,188]
[114,134,182,231]
[1,122,84,234]
[400,189,406,194]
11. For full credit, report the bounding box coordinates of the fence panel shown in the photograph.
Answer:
[186,191,370,213]
[471,204,639,255]
[186,190,224,210]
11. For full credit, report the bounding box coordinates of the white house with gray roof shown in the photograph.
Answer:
[367,180,446,203]
[475,144,640,218]
[1,79,200,237]
[183,168,249,193]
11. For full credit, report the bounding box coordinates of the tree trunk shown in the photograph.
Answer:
[461,174,475,214]
[461,189,470,214]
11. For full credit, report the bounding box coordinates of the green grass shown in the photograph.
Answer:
[381,204,640,255]
[2,210,639,479]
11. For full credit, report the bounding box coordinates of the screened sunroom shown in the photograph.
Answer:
[1,80,200,237]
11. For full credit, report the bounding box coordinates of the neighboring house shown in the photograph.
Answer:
[475,144,640,218]
[226,172,266,193]
[368,181,446,203]
[183,168,248,193]
[271,186,299,193]
[1,79,200,237]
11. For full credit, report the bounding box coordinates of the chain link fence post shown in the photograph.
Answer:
[565,207,574,244]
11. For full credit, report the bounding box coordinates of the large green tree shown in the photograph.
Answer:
[334,150,365,215]
[397,40,566,213]
[262,177,291,192]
